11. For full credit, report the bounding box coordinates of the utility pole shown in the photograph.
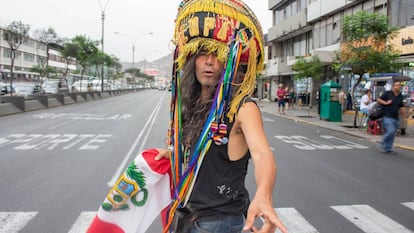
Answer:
[99,0,111,92]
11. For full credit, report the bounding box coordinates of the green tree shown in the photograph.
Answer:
[30,64,56,79]
[3,21,30,95]
[60,40,80,90]
[339,10,403,127]
[291,55,324,112]
[70,35,99,89]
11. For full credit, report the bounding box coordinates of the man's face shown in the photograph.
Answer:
[393,82,402,93]
[195,52,224,88]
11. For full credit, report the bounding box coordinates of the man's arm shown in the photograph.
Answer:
[377,92,391,106]
[237,102,287,233]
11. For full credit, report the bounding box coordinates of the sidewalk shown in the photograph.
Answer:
[257,99,414,152]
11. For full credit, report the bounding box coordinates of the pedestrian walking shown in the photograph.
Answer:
[376,81,406,153]
[277,84,287,114]
[155,0,287,232]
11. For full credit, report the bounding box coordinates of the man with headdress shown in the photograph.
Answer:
[156,0,287,232]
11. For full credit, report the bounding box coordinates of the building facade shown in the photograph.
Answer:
[0,26,76,83]
[264,0,414,104]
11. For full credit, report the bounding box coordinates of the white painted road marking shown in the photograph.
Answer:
[2,202,414,233]
[107,94,164,187]
[331,204,413,233]
[275,135,369,150]
[0,134,112,150]
[67,211,96,233]
[0,212,38,233]
[275,207,319,233]
[402,201,414,211]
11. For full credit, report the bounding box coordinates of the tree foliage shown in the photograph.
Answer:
[70,35,99,78]
[3,21,30,51]
[339,11,403,127]
[291,55,324,80]
[341,11,403,76]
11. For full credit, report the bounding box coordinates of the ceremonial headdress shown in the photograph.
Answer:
[173,0,264,121]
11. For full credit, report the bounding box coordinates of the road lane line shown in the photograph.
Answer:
[67,211,96,233]
[331,204,413,233]
[136,99,162,153]
[275,208,319,233]
[107,95,165,187]
[0,212,38,233]
[402,202,414,211]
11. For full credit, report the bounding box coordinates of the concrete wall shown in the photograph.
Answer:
[0,89,143,117]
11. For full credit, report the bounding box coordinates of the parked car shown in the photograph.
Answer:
[14,82,38,98]
[42,80,69,94]
[71,80,91,92]
[0,83,15,96]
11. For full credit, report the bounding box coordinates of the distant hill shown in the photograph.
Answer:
[121,53,174,78]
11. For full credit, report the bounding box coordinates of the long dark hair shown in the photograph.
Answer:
[180,54,217,147]
[179,53,246,148]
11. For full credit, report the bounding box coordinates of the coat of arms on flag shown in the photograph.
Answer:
[87,148,172,233]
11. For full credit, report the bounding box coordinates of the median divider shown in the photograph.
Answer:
[0,88,143,117]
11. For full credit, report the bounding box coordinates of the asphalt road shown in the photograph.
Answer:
[0,89,413,233]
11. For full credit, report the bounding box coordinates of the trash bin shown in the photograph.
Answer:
[320,81,342,122]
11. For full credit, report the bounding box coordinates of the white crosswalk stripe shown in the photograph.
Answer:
[1,202,414,233]
[68,211,96,233]
[275,207,319,233]
[402,201,414,211]
[0,212,38,233]
[331,204,414,233]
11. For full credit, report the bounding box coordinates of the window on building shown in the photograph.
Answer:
[285,4,292,18]
[306,31,313,55]
[332,19,341,43]
[298,0,307,11]
[327,21,333,45]
[15,51,22,59]
[24,53,35,62]
[313,26,320,48]
[293,35,306,56]
[275,9,283,24]
[3,48,11,58]
[23,38,35,48]
[292,0,297,15]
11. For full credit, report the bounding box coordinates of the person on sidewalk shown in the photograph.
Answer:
[360,89,372,126]
[339,90,346,112]
[346,91,353,110]
[276,84,287,114]
[376,81,406,153]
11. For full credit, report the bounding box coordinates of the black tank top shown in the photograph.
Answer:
[187,98,254,219]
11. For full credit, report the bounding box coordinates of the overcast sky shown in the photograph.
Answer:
[2,0,272,63]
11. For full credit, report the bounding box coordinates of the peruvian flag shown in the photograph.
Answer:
[87,148,172,233]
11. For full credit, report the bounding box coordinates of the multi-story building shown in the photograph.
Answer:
[0,27,46,81]
[265,0,414,103]
[0,26,76,83]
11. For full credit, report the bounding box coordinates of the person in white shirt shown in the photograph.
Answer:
[360,89,372,125]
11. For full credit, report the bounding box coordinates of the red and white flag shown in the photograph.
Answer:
[87,148,171,233]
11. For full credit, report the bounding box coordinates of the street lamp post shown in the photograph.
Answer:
[99,0,111,92]
[114,32,154,68]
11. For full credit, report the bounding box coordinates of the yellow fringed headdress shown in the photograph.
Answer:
[173,0,264,122]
